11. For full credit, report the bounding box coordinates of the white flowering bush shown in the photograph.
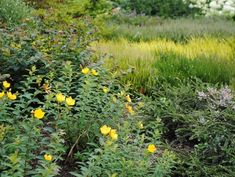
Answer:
[189,0,235,17]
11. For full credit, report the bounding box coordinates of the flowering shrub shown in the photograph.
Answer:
[1,60,173,176]
[148,79,235,176]
[189,0,235,17]
[73,120,175,177]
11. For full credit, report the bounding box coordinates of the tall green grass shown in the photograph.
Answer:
[93,38,235,92]
[155,52,235,85]
[104,16,235,42]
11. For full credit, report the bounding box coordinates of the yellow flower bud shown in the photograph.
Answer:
[126,95,132,103]
[137,121,144,129]
[103,87,109,93]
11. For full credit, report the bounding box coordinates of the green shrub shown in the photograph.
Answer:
[147,79,235,176]
[0,60,143,176]
[0,0,31,24]
[112,0,194,17]
[72,120,176,177]
[0,5,96,84]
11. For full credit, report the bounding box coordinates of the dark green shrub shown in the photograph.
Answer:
[0,1,96,85]
[112,0,194,17]
[147,79,235,176]
[104,16,235,42]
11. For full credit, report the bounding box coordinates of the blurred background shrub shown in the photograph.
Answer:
[0,0,31,24]
[111,0,197,17]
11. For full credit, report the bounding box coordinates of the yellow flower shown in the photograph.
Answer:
[10,43,21,50]
[91,69,98,76]
[82,67,90,74]
[0,91,4,98]
[44,154,52,161]
[111,173,118,177]
[66,96,76,106]
[125,104,134,115]
[126,95,132,102]
[100,125,111,135]
[3,81,10,89]
[7,92,17,100]
[109,129,118,140]
[147,144,156,153]
[137,121,144,129]
[118,91,125,97]
[103,87,109,93]
[112,96,117,103]
[56,93,65,103]
[34,108,45,119]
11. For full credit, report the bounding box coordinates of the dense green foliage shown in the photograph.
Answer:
[0,0,31,24]
[112,0,194,17]
[148,79,235,176]
[155,52,235,85]
[104,15,235,41]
